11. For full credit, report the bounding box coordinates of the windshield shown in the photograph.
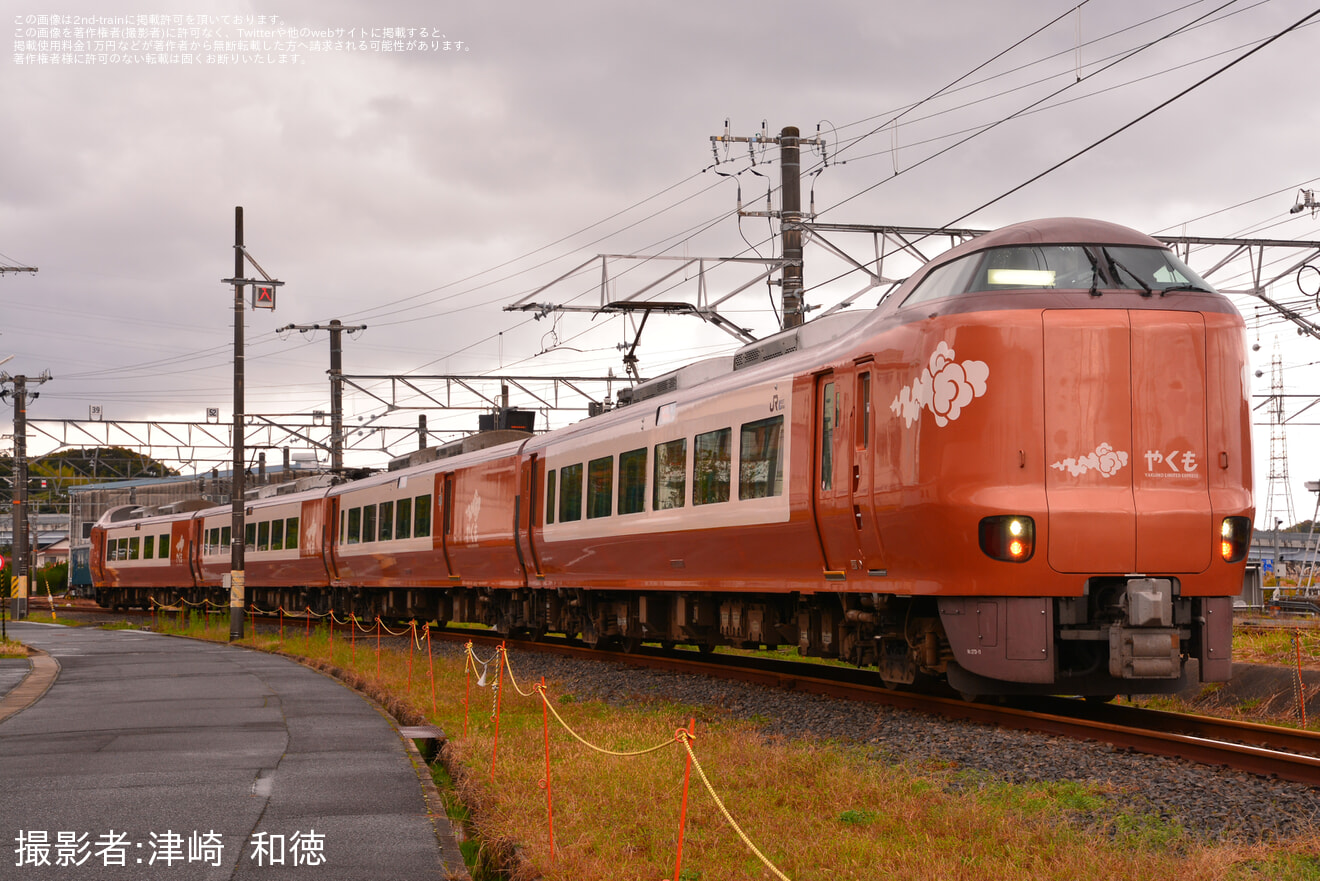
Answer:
[901,244,1214,307]
[1102,246,1211,292]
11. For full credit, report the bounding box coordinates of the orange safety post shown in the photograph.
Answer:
[1295,630,1308,727]
[304,606,311,644]
[463,642,472,738]
[177,598,184,630]
[375,617,382,678]
[279,607,285,644]
[490,644,506,783]
[328,609,335,651]
[350,613,357,663]
[249,606,256,644]
[427,626,437,717]
[539,677,555,863]
[672,718,697,881]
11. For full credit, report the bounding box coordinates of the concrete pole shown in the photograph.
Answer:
[330,319,345,473]
[230,207,247,641]
[12,375,28,619]
[780,126,804,329]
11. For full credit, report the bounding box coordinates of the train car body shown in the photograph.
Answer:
[92,218,1253,697]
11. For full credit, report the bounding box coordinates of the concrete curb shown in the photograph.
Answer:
[0,648,61,725]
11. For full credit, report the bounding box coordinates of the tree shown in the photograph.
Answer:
[1,448,180,510]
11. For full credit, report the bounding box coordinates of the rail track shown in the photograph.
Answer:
[34,600,1320,787]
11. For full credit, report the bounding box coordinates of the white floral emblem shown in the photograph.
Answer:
[1051,443,1129,478]
[890,341,990,428]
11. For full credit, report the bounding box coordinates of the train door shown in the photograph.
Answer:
[186,517,202,586]
[813,371,852,578]
[518,453,544,578]
[90,529,106,586]
[325,497,342,582]
[440,472,457,578]
[850,361,887,573]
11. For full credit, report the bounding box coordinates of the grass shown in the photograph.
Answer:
[104,610,1320,881]
[1234,626,1318,668]
[0,637,31,658]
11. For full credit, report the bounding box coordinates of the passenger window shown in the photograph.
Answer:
[347,508,361,545]
[286,518,299,549]
[587,456,613,519]
[653,439,687,510]
[694,428,731,505]
[363,504,377,544]
[161,534,170,558]
[128,537,140,560]
[739,416,785,500]
[221,526,231,553]
[271,519,284,551]
[146,535,157,560]
[396,498,412,539]
[618,448,647,515]
[546,469,556,525]
[257,521,270,552]
[414,494,432,537]
[559,463,583,523]
[245,523,257,552]
[379,503,393,542]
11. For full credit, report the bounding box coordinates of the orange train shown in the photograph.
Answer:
[93,217,1253,696]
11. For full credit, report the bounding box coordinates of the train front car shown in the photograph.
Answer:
[866,217,1252,697]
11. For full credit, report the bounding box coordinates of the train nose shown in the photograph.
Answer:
[1042,310,1211,575]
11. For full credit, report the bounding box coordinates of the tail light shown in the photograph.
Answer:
[1220,516,1251,563]
[979,515,1035,563]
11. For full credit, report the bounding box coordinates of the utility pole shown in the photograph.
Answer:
[710,123,822,329]
[277,319,367,473]
[1,369,52,620]
[230,208,245,641]
[779,126,804,329]
[220,207,285,641]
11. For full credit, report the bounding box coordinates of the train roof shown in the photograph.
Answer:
[915,217,1164,275]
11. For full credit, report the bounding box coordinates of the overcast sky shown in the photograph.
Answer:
[2,0,1319,526]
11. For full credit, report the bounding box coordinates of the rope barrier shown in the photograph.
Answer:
[497,645,539,699]
[151,606,792,878]
[533,683,679,757]
[676,729,793,881]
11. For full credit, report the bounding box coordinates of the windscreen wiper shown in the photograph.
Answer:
[1157,283,1214,296]
[1084,248,1102,297]
[1104,251,1153,298]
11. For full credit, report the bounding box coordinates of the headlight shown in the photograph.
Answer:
[979,515,1035,563]
[1220,516,1251,563]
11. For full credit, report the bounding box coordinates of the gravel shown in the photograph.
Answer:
[450,643,1320,845]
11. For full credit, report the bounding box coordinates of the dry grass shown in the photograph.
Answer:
[0,636,31,658]
[1234,626,1320,670]
[132,612,1320,880]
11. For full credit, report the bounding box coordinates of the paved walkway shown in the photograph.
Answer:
[0,622,467,880]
